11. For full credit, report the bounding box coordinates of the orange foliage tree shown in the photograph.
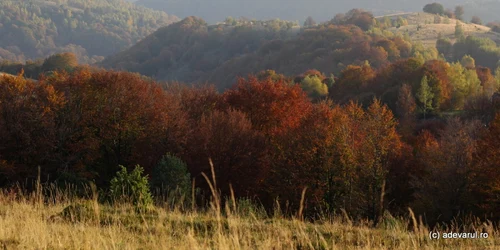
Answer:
[327,99,402,221]
[0,73,65,184]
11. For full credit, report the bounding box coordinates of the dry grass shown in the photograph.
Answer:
[379,12,500,48]
[0,187,499,250]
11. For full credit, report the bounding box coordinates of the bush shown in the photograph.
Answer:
[471,16,482,25]
[423,3,444,15]
[110,165,153,209]
[151,153,191,197]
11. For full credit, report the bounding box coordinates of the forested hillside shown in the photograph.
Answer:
[0,0,178,63]
[2,59,500,226]
[101,11,439,90]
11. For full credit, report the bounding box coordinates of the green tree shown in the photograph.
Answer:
[300,75,328,99]
[110,165,153,209]
[417,76,434,119]
[455,22,465,40]
[446,63,481,110]
[151,153,191,196]
[463,68,482,98]
[447,62,468,109]
[436,38,452,59]
[460,54,476,68]
[423,3,444,15]
[41,52,78,72]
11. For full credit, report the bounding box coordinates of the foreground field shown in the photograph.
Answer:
[0,190,498,249]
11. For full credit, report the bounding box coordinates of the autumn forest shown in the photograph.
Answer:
[2,1,500,248]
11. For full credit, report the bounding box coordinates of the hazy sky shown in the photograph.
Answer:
[133,0,476,24]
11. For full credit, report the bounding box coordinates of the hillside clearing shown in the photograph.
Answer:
[379,12,500,47]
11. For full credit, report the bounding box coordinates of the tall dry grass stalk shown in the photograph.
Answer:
[297,187,307,221]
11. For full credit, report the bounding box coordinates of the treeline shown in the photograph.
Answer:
[0,0,178,63]
[1,63,500,225]
[438,35,500,72]
[331,57,499,118]
[101,12,439,90]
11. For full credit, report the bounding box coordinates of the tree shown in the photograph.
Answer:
[495,67,500,91]
[417,76,434,119]
[151,153,191,196]
[332,64,376,102]
[267,101,337,211]
[335,9,375,31]
[476,66,497,97]
[327,100,402,221]
[412,118,481,224]
[454,6,464,21]
[460,54,476,68]
[186,109,268,197]
[423,3,444,15]
[455,22,465,40]
[472,114,500,220]
[436,38,452,59]
[396,84,417,134]
[362,99,402,222]
[471,16,482,25]
[444,9,455,19]
[41,52,78,72]
[303,16,316,27]
[110,165,153,208]
[422,60,453,111]
[0,73,65,184]
[447,62,468,109]
[224,76,312,136]
[48,70,173,186]
[300,75,328,99]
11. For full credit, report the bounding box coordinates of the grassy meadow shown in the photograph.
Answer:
[0,184,499,250]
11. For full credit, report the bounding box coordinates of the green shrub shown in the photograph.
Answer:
[110,165,153,209]
[151,153,191,197]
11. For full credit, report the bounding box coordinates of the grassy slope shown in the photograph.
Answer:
[379,12,500,48]
[0,191,498,249]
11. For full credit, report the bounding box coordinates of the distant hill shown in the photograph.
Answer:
[135,0,476,24]
[0,0,179,63]
[101,14,432,89]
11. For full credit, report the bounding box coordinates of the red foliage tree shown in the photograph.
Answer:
[472,114,500,219]
[224,76,312,136]
[185,109,269,197]
[49,69,172,184]
[266,101,337,211]
[331,64,376,102]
